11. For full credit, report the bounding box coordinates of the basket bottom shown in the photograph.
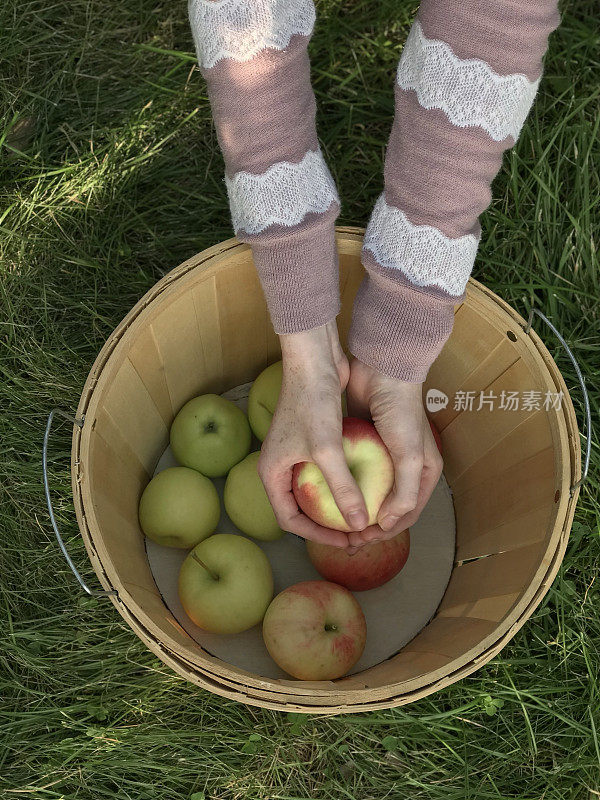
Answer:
[145,383,456,679]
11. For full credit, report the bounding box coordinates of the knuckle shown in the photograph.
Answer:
[390,441,422,462]
[274,510,290,529]
[389,429,420,448]
[413,456,425,472]
[397,452,424,472]
[256,459,269,483]
[311,442,337,463]
[331,483,360,505]
[431,453,444,476]
[256,451,282,479]
[391,498,418,517]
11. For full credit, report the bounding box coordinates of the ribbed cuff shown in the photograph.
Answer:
[348,254,459,383]
[244,201,341,334]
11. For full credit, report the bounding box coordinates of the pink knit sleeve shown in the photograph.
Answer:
[348,0,561,382]
[188,0,341,334]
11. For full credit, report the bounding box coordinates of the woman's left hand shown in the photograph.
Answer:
[344,357,443,551]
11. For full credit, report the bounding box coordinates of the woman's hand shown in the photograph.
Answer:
[257,322,369,548]
[345,358,443,549]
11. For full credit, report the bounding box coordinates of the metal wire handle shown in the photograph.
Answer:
[523,308,592,495]
[43,409,118,598]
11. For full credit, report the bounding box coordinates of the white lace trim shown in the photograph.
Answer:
[224,148,339,235]
[363,194,479,296]
[189,0,315,69]
[397,21,540,142]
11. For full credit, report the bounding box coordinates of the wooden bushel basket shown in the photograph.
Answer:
[56,228,584,713]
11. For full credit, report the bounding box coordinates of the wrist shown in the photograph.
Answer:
[280,321,335,366]
[350,357,423,398]
[280,321,348,385]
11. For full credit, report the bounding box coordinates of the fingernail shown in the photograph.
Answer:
[379,514,398,531]
[348,510,367,530]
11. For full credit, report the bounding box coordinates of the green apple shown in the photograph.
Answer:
[247,361,282,441]
[224,451,283,541]
[170,393,251,477]
[178,534,273,634]
[138,466,220,549]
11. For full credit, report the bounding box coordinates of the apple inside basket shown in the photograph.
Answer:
[144,379,456,680]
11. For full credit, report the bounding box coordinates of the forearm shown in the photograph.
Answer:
[188,0,341,334]
[349,0,561,382]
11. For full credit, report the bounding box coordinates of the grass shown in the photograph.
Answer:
[0,0,598,797]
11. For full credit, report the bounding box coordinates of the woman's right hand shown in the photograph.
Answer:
[257,321,369,548]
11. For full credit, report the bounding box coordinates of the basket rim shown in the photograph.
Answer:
[70,228,581,711]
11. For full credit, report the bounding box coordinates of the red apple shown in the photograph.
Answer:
[262,580,367,680]
[292,417,394,532]
[429,419,443,454]
[306,528,410,592]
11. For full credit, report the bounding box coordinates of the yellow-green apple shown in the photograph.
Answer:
[262,580,367,680]
[138,466,220,549]
[170,393,251,477]
[247,360,282,441]
[306,529,410,591]
[292,417,394,532]
[224,451,283,541]
[178,534,273,634]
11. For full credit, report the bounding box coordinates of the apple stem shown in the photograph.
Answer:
[324,623,338,632]
[191,552,219,582]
